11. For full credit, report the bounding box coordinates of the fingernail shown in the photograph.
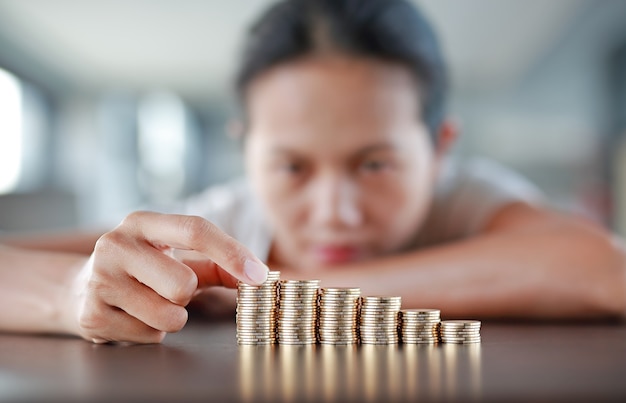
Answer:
[244,259,268,285]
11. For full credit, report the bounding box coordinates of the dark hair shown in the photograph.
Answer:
[235,0,447,140]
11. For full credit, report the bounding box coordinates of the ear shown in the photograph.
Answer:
[434,118,459,158]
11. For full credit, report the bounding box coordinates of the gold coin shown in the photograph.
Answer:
[320,287,361,293]
[440,332,481,337]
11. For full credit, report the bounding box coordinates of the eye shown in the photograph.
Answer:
[360,159,388,172]
[281,162,304,174]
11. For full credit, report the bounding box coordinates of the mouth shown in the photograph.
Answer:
[311,245,362,265]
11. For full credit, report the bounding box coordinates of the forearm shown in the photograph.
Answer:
[317,225,626,320]
[0,230,103,254]
[0,244,86,334]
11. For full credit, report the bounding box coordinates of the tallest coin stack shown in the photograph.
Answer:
[236,271,280,345]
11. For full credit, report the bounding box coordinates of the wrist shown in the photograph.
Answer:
[57,256,90,336]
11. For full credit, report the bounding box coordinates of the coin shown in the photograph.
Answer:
[276,280,320,345]
[317,287,361,345]
[399,308,441,344]
[440,320,481,329]
[439,320,481,344]
[440,331,481,337]
[359,296,401,345]
[236,271,281,345]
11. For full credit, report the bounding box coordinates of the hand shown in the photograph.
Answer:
[68,211,269,344]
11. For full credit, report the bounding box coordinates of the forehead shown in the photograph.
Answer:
[246,55,423,149]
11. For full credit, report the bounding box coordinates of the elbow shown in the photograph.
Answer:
[560,222,626,318]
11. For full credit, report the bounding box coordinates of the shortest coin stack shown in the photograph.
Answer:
[277,280,320,345]
[359,296,402,344]
[318,288,361,345]
[236,271,281,345]
[440,320,481,344]
[400,309,441,344]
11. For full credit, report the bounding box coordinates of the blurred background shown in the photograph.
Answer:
[0,0,625,235]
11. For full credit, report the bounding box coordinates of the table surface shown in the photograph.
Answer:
[1,320,625,402]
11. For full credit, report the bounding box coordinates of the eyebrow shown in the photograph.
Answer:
[354,143,397,157]
[270,143,397,158]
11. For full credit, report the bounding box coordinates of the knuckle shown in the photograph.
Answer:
[77,277,115,338]
[121,210,147,228]
[85,276,105,294]
[93,231,125,258]
[222,243,246,271]
[179,215,214,247]
[168,270,198,306]
[77,299,106,335]
[162,307,189,333]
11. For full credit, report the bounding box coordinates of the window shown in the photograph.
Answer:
[0,67,22,194]
[137,92,187,202]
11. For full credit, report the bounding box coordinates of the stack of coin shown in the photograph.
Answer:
[277,280,320,345]
[400,309,441,344]
[236,271,281,345]
[440,320,481,344]
[359,296,401,344]
[317,287,361,345]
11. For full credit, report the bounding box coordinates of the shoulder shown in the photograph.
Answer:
[415,157,544,246]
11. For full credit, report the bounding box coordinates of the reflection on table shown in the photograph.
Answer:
[238,342,482,402]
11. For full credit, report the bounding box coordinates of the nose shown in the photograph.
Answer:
[310,173,363,228]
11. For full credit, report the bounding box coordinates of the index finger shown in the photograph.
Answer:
[122,211,269,285]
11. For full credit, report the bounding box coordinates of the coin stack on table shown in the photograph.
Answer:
[277,280,321,345]
[235,273,483,346]
[317,287,361,345]
[236,271,281,345]
[399,309,441,344]
[359,296,402,344]
[440,320,481,344]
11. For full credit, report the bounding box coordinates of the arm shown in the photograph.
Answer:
[0,230,108,334]
[0,212,269,343]
[0,244,86,334]
[314,202,626,320]
[0,230,104,254]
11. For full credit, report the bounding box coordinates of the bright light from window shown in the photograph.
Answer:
[0,68,22,194]
[138,92,187,201]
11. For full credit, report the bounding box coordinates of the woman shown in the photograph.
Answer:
[1,0,624,344]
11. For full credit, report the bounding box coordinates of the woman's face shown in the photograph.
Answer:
[245,55,443,271]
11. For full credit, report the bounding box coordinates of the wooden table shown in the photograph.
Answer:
[1,320,625,402]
